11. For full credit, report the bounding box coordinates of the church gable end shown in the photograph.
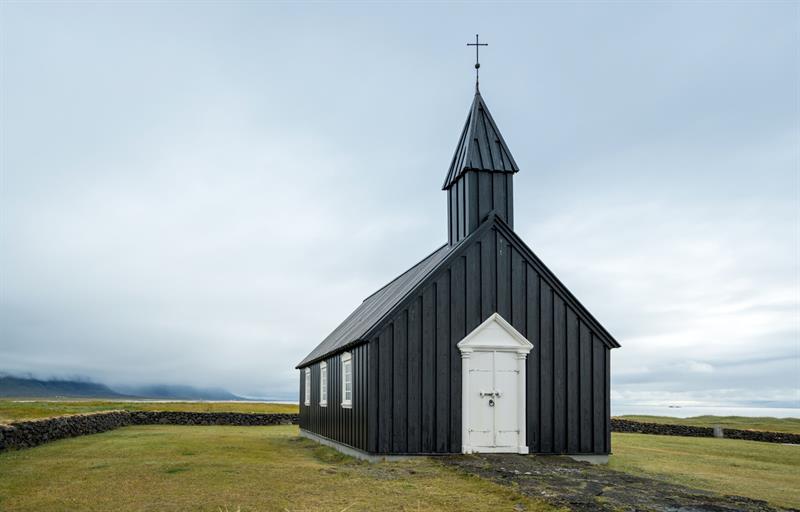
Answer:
[365,213,616,455]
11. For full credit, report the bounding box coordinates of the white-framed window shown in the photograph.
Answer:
[319,361,328,406]
[341,352,353,408]
[304,368,310,406]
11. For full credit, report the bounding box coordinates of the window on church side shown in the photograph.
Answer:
[304,368,310,406]
[341,352,352,408]
[319,361,328,406]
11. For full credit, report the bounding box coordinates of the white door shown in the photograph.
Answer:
[458,313,532,454]
[468,350,519,450]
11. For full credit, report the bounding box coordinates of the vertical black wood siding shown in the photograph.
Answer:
[435,272,450,452]
[421,285,436,451]
[366,224,612,455]
[298,343,369,451]
[448,171,514,245]
[407,296,422,452]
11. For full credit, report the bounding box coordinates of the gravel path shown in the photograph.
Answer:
[440,453,797,512]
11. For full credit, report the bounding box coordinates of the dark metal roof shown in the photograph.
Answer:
[296,212,619,369]
[296,243,453,368]
[442,91,519,190]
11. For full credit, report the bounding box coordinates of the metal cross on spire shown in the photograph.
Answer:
[467,34,488,92]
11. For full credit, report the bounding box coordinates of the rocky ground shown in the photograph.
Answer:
[440,453,798,512]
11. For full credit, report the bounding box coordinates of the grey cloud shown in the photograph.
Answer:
[1,2,797,405]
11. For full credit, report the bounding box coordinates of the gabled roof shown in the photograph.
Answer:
[442,91,519,190]
[297,214,619,368]
[296,243,454,368]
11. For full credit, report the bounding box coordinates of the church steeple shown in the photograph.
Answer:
[444,90,519,245]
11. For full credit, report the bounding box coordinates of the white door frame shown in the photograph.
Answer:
[457,313,533,454]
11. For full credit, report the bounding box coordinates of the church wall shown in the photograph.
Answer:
[367,222,612,455]
[298,343,369,452]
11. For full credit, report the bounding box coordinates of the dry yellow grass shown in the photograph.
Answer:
[610,432,800,509]
[0,424,557,511]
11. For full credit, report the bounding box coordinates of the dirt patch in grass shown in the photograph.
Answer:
[441,451,795,512]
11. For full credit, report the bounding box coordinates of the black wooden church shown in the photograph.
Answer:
[297,67,620,459]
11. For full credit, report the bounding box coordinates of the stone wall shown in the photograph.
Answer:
[611,418,800,445]
[719,427,800,444]
[611,418,714,438]
[129,411,297,426]
[3,414,795,452]
[0,411,299,451]
[0,411,132,451]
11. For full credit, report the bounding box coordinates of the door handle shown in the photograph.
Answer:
[488,398,495,407]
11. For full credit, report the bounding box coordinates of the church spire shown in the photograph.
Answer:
[443,90,519,245]
[443,91,519,190]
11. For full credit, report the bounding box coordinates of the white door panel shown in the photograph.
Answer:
[468,351,494,448]
[494,352,519,447]
[467,350,519,449]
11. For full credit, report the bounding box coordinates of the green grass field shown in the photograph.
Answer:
[616,415,800,434]
[610,432,800,509]
[2,403,798,510]
[0,424,556,512]
[0,399,299,424]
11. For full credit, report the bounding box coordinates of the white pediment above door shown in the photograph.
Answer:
[457,313,534,354]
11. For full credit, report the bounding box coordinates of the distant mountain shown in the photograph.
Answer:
[0,375,245,401]
[114,384,243,401]
[0,375,129,398]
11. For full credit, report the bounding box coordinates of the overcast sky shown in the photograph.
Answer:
[1,2,797,407]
